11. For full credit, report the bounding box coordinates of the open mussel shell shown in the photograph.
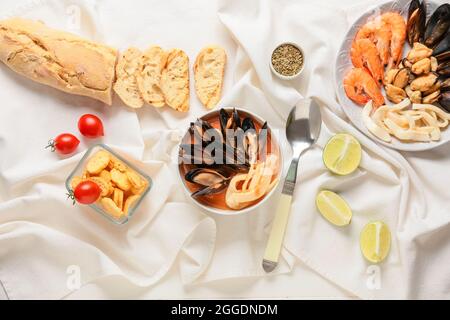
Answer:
[439,91,450,112]
[219,108,230,135]
[241,117,256,131]
[407,0,426,46]
[186,168,231,199]
[439,76,450,92]
[191,183,229,199]
[190,118,223,145]
[424,3,450,48]
[437,60,450,77]
[242,117,258,163]
[219,108,243,148]
[232,108,241,129]
[436,51,450,63]
[258,122,268,160]
[185,168,229,187]
[433,30,450,61]
[219,108,241,131]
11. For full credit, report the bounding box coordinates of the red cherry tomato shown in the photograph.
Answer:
[46,133,80,155]
[78,114,104,138]
[73,181,101,205]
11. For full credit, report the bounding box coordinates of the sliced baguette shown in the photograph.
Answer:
[137,46,167,108]
[114,47,144,108]
[161,49,190,112]
[194,45,227,109]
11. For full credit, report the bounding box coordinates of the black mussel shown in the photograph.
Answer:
[219,108,241,131]
[424,4,450,48]
[439,91,450,111]
[191,118,223,145]
[219,108,230,136]
[231,108,241,129]
[189,122,203,145]
[187,168,231,199]
[407,0,426,46]
[437,60,450,76]
[242,117,258,163]
[439,76,450,92]
[242,119,258,164]
[241,117,256,131]
[433,30,450,61]
[189,119,207,139]
[436,51,450,62]
[241,118,269,164]
[191,182,228,199]
[185,168,230,187]
[219,108,242,148]
[257,122,268,161]
[230,109,244,149]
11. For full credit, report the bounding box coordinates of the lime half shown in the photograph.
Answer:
[316,190,352,226]
[360,221,391,263]
[323,133,362,175]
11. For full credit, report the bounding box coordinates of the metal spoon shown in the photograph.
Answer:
[262,98,322,273]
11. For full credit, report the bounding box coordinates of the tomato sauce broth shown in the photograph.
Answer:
[179,110,281,211]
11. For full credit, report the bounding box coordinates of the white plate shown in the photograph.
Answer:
[334,0,449,151]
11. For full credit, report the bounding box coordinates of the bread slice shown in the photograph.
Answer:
[114,47,144,108]
[161,49,190,112]
[194,45,227,109]
[136,46,167,108]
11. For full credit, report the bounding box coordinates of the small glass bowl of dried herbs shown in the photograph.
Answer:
[270,42,305,80]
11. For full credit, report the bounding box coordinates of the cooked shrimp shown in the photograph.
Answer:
[381,12,406,70]
[344,68,385,107]
[351,38,384,86]
[354,18,391,67]
[355,20,376,42]
[372,17,391,67]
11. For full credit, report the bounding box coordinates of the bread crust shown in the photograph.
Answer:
[136,46,167,108]
[0,18,117,105]
[161,49,190,112]
[114,47,144,108]
[194,45,226,109]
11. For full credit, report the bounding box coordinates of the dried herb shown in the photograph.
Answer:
[271,44,304,77]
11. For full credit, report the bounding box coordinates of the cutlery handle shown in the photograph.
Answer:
[262,193,293,270]
[262,158,298,273]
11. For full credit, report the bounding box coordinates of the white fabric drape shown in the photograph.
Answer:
[0,0,448,299]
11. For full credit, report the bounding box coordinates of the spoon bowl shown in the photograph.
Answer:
[286,99,322,152]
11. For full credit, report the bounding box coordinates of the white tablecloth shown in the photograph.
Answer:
[0,0,449,300]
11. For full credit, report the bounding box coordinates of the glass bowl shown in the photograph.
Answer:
[65,144,152,225]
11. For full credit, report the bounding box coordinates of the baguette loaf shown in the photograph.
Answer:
[114,47,144,109]
[194,46,227,109]
[0,18,117,105]
[161,49,190,112]
[136,46,167,108]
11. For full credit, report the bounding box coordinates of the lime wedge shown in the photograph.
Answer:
[316,190,352,226]
[360,221,391,263]
[323,133,362,175]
